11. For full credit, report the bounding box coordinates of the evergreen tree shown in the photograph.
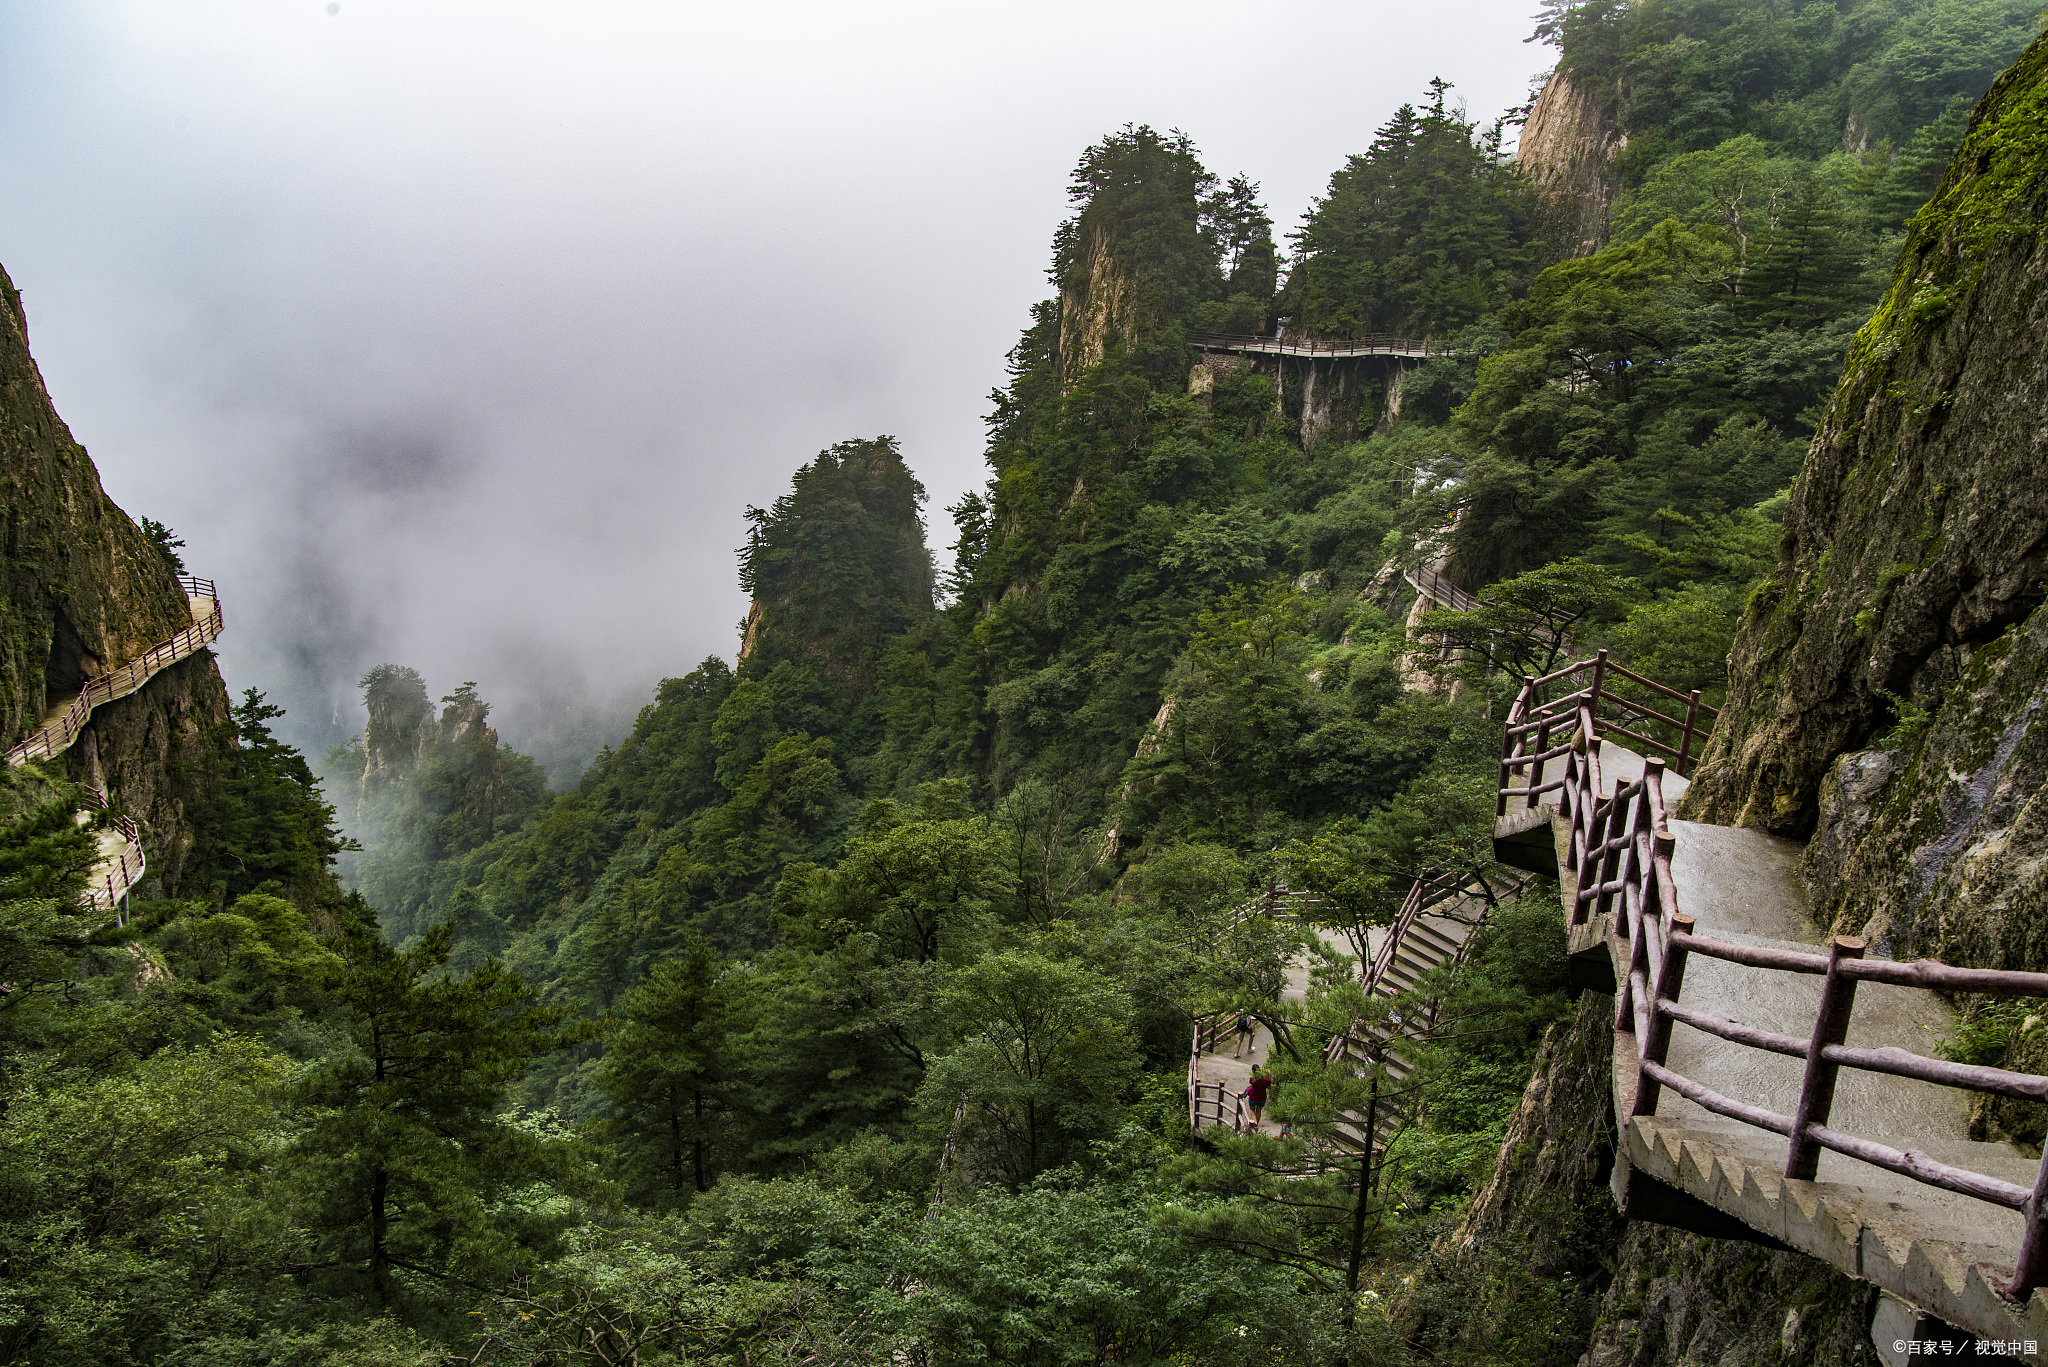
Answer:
[591,940,742,1202]
[183,690,355,910]
[1286,83,1536,338]
[285,902,588,1306]
[738,437,933,698]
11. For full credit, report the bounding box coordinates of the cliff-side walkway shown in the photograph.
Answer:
[1191,332,1441,360]
[1496,656,2048,1359]
[7,575,225,911]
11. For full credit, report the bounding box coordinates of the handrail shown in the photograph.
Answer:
[6,575,225,767]
[1500,660,2048,1303]
[1404,564,1483,615]
[1188,1022,1253,1137]
[1190,331,1446,358]
[6,574,224,919]
[77,782,145,923]
[1496,650,1715,808]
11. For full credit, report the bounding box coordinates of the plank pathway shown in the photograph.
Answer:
[6,575,224,913]
[1191,332,1442,361]
[1497,653,2048,1359]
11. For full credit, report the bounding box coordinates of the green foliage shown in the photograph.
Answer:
[739,436,933,695]
[1416,559,1636,680]
[924,950,1139,1184]
[185,690,357,911]
[590,940,744,1204]
[284,904,595,1307]
[1287,81,1537,338]
[0,1037,295,1366]
[13,17,2034,1359]
[137,518,186,575]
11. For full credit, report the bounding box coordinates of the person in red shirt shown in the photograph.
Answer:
[1243,1065,1274,1128]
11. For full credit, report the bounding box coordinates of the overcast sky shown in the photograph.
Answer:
[0,0,1548,776]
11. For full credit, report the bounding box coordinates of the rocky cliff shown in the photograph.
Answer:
[0,262,233,893]
[1679,33,2048,981]
[1516,68,1624,260]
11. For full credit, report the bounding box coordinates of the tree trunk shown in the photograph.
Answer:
[692,1087,707,1192]
[370,1165,390,1304]
[1342,1070,1380,1332]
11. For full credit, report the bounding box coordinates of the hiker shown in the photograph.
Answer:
[1243,1065,1273,1129]
[1231,1010,1256,1058]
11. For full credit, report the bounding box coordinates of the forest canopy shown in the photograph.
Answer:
[7,5,2043,1364]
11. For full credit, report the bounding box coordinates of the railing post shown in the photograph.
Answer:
[1589,649,1609,730]
[1785,936,1866,1181]
[1496,698,1518,818]
[1677,689,1702,777]
[2006,1149,2048,1302]
[1530,715,1554,811]
[1632,913,1693,1117]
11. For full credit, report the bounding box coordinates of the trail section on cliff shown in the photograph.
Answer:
[4,574,224,911]
[1496,652,2048,1357]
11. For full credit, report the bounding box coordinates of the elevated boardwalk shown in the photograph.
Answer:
[1496,655,2048,1360]
[1191,332,1441,361]
[6,574,225,913]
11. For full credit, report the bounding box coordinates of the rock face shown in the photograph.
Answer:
[1516,68,1624,260]
[0,262,233,892]
[1680,33,2048,976]
[1058,223,1142,383]
[1427,993,1877,1366]
[1574,1224,1875,1367]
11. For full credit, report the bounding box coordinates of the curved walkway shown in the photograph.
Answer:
[1496,656,2048,1355]
[6,575,224,914]
[6,576,223,766]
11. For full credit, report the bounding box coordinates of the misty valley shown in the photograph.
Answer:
[7,2,2048,1365]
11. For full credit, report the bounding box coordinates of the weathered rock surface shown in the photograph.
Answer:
[0,262,233,891]
[1574,1225,1875,1367]
[1516,67,1624,260]
[1681,32,2048,941]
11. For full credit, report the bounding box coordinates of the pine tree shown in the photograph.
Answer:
[284,902,588,1305]
[590,941,740,1203]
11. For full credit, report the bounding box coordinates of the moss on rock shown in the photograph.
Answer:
[0,261,234,892]
[1682,31,2048,846]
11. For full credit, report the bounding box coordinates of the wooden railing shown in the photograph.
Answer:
[2,574,223,920]
[1190,332,1446,358]
[1188,1018,1253,1137]
[1171,880,1320,957]
[1404,564,1482,615]
[77,783,144,923]
[1360,871,1467,997]
[1496,650,1717,815]
[1503,660,2048,1303]
[6,575,224,766]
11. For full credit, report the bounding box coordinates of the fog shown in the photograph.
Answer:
[0,0,1545,780]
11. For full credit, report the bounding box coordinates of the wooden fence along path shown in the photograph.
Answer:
[1190,332,1445,360]
[5,576,223,767]
[1497,650,2048,1352]
[5,575,224,916]
[1185,872,1501,1162]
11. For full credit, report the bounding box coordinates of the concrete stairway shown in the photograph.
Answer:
[1498,737,2048,1358]
[1322,897,1485,1157]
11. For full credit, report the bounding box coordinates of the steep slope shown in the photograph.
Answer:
[1681,32,2048,980]
[0,263,233,892]
[1516,67,1624,259]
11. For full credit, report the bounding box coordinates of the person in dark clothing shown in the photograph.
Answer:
[1231,1011,1256,1058]
[1243,1065,1273,1128]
